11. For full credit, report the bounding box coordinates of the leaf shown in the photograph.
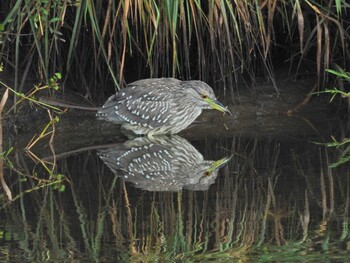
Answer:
[49,17,60,23]
[55,72,62,79]
[59,184,65,192]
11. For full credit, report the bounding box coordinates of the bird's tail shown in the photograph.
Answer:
[96,104,125,123]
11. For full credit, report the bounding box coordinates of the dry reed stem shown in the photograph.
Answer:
[122,179,137,255]
[294,0,304,53]
[120,0,131,84]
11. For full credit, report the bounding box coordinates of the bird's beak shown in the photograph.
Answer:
[207,155,233,174]
[204,98,232,115]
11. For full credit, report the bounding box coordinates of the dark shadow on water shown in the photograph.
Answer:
[1,113,350,262]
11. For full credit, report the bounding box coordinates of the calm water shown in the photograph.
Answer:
[1,115,350,262]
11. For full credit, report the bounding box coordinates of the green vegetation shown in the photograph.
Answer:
[322,69,350,101]
[0,0,349,96]
[315,68,350,168]
[0,73,66,201]
[0,72,62,113]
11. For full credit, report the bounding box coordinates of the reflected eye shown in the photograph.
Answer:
[201,94,208,99]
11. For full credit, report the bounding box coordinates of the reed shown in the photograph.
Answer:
[0,0,348,97]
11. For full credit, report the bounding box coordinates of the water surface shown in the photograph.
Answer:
[1,104,349,262]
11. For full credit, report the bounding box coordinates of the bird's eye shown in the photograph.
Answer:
[204,171,210,176]
[201,94,208,99]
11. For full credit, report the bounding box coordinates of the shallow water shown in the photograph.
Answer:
[1,108,350,262]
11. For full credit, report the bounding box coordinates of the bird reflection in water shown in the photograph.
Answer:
[98,136,232,191]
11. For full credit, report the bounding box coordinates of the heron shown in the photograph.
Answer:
[96,78,230,136]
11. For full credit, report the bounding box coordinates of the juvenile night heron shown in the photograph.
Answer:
[96,78,230,136]
[98,135,232,191]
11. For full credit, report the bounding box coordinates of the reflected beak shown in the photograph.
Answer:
[204,98,232,115]
[207,155,233,174]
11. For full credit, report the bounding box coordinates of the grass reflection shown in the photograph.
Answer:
[0,135,349,262]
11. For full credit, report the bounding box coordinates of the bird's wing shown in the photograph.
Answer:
[99,143,176,174]
[115,100,178,127]
[102,78,181,106]
[99,143,183,190]
[99,79,185,126]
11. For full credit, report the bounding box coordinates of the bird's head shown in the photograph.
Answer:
[183,80,231,115]
[185,154,233,190]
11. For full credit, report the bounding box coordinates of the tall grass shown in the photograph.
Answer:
[0,0,349,98]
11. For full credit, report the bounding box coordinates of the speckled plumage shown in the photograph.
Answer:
[98,136,231,191]
[96,78,229,136]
